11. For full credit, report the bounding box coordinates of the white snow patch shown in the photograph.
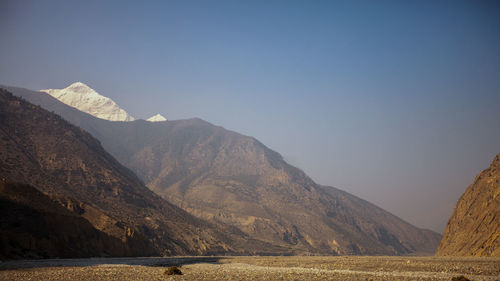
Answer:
[40,82,135,122]
[147,114,167,122]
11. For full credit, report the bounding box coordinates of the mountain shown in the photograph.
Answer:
[41,82,135,121]
[4,85,442,255]
[0,89,278,257]
[0,181,135,259]
[147,113,167,122]
[436,153,500,256]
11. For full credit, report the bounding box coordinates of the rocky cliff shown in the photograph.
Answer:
[436,153,500,256]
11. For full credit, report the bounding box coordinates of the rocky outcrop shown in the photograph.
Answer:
[436,153,500,256]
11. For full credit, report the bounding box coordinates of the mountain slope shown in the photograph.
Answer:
[41,82,135,121]
[436,153,500,256]
[0,181,134,259]
[0,89,262,256]
[4,85,442,255]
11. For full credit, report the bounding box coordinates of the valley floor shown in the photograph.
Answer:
[0,256,499,281]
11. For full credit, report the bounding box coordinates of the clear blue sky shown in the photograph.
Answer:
[1,0,499,233]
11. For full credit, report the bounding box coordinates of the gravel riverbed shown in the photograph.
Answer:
[1,256,498,281]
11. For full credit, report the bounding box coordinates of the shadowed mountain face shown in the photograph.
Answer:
[4,86,442,255]
[436,153,500,257]
[0,181,137,259]
[0,89,271,257]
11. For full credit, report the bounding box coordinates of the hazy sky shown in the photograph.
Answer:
[1,0,499,233]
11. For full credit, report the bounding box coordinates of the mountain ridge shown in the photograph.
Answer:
[1,88,284,257]
[3,84,442,255]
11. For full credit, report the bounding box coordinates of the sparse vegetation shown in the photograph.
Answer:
[164,266,182,275]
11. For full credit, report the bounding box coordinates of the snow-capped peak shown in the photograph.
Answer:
[147,113,167,122]
[40,82,135,122]
[68,81,88,87]
[66,81,92,91]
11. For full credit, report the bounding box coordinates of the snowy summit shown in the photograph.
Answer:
[147,114,167,122]
[40,82,136,122]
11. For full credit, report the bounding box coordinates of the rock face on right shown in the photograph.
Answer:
[436,153,500,256]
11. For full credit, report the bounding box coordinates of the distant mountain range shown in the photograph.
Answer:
[2,84,442,256]
[436,153,500,257]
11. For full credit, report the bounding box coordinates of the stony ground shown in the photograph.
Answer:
[0,256,498,281]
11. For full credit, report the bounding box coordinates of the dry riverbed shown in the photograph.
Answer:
[0,256,498,281]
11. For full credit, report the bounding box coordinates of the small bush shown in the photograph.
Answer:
[451,276,471,281]
[164,266,182,275]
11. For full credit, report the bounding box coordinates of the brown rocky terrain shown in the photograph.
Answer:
[3,85,442,255]
[436,153,500,256]
[0,89,278,257]
[0,181,135,259]
[119,119,440,254]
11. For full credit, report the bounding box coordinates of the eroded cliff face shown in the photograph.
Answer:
[436,153,500,257]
